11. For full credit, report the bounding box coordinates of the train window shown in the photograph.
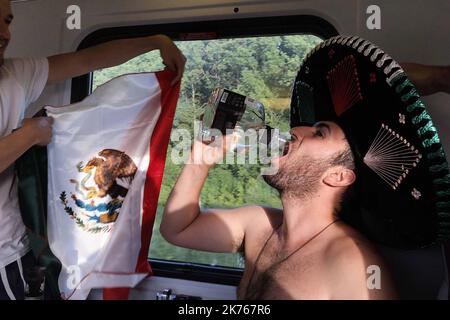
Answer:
[71,15,338,279]
[91,34,322,268]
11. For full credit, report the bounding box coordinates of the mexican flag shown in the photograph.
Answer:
[41,70,179,299]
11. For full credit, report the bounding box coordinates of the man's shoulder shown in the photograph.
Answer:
[243,205,283,228]
[324,225,383,268]
[2,58,26,71]
[230,205,282,221]
[2,57,46,70]
[240,205,283,249]
[0,57,49,107]
[1,58,46,82]
[322,224,398,299]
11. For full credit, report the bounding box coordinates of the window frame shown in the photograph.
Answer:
[70,14,337,285]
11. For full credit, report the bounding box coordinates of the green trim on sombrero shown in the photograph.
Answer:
[290,35,450,248]
[393,74,450,242]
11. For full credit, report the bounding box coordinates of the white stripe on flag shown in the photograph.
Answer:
[46,70,180,300]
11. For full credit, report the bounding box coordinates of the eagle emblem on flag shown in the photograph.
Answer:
[59,149,137,233]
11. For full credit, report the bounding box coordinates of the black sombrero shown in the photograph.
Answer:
[290,35,450,249]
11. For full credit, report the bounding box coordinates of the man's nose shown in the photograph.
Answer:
[290,125,314,137]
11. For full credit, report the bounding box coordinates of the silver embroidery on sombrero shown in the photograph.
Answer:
[327,55,363,116]
[411,188,422,200]
[357,40,371,53]
[370,48,384,62]
[363,44,376,57]
[363,123,422,190]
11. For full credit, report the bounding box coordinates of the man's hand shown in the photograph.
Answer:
[189,134,236,168]
[154,35,186,86]
[22,117,54,146]
[0,116,54,173]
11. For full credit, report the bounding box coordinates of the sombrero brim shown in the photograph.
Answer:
[290,36,450,249]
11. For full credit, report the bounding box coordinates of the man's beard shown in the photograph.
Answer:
[263,155,330,200]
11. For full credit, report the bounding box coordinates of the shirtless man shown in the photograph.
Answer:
[159,46,450,299]
[160,122,398,299]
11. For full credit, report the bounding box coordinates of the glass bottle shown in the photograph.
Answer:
[199,88,266,143]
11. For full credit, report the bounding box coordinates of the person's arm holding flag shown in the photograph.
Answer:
[47,34,186,86]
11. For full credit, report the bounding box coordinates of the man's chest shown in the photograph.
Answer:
[238,234,328,299]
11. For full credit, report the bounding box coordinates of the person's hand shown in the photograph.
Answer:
[189,134,237,168]
[22,117,54,146]
[154,35,186,86]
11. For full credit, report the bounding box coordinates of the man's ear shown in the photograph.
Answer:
[323,168,356,187]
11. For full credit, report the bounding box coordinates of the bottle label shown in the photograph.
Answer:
[220,91,229,103]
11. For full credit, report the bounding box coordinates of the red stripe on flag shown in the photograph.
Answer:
[103,287,130,300]
[137,70,180,273]
[102,71,180,300]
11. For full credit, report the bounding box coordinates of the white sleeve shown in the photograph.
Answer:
[10,57,49,107]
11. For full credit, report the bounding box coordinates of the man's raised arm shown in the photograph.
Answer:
[47,34,186,86]
[160,138,257,253]
[402,63,450,96]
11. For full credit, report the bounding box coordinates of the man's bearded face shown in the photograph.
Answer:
[264,151,336,199]
[263,121,352,199]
